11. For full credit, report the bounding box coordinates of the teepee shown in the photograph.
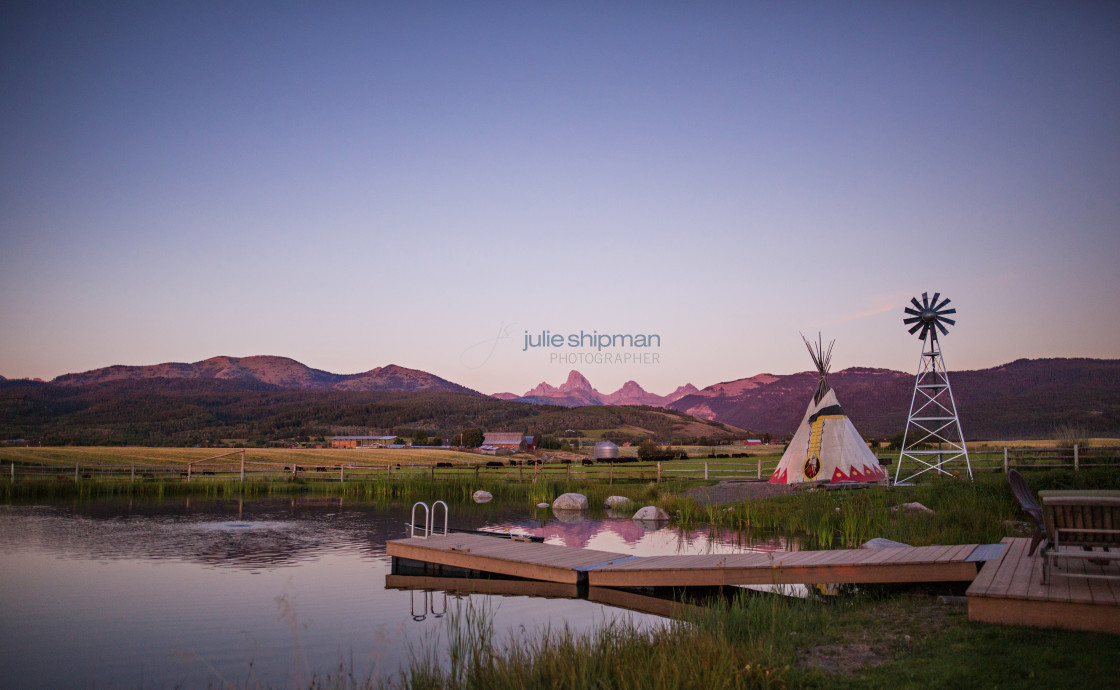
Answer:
[769,335,888,485]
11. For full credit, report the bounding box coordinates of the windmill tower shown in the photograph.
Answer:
[895,292,972,484]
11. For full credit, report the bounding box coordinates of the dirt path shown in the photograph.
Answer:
[680,480,800,506]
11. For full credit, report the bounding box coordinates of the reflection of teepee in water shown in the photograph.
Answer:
[769,334,888,485]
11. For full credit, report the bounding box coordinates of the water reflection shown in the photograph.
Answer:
[0,497,794,689]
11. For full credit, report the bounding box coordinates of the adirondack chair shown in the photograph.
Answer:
[1040,493,1120,584]
[1007,469,1046,555]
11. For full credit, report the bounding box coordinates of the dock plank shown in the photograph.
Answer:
[966,537,1013,596]
[986,537,1030,598]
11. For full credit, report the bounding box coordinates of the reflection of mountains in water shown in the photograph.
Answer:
[484,515,795,554]
[0,498,413,568]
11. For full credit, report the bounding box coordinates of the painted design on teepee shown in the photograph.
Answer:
[768,334,888,485]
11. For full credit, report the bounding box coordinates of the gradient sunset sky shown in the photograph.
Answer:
[2,2,1118,395]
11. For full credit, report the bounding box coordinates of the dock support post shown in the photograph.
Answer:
[1074,444,1079,472]
[240,450,245,482]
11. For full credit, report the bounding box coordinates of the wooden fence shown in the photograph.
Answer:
[3,446,1115,485]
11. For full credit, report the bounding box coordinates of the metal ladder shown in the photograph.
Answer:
[409,500,448,539]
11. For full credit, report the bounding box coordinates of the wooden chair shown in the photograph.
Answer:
[1040,494,1120,584]
[1007,469,1047,555]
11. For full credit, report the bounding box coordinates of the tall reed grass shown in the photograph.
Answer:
[394,591,810,690]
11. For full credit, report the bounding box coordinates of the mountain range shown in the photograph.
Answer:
[675,358,1120,438]
[50,356,478,395]
[499,360,1119,439]
[492,370,698,407]
[14,355,1120,440]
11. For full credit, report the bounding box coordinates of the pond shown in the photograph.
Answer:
[0,496,793,688]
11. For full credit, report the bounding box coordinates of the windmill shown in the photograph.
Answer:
[895,292,971,483]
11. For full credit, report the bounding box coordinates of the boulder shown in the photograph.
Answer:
[632,506,670,522]
[603,495,632,508]
[536,502,550,508]
[472,490,493,503]
[892,502,934,515]
[860,537,911,549]
[552,493,589,511]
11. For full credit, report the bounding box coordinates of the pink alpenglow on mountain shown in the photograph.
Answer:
[493,370,698,408]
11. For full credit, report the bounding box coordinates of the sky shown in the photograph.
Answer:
[1,2,1118,396]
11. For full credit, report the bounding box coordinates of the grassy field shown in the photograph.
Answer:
[0,446,488,468]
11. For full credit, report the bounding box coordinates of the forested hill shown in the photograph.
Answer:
[668,358,1120,439]
[0,378,747,446]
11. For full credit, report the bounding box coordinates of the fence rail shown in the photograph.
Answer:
[3,446,1115,485]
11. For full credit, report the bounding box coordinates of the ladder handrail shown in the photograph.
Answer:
[410,501,430,539]
[431,500,449,536]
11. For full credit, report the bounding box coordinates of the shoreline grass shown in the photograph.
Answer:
[379,587,1119,690]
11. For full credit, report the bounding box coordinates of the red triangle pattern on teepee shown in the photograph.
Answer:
[768,467,788,484]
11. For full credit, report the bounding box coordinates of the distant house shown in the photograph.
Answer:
[330,435,397,449]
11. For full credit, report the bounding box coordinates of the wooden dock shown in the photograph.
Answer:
[387,533,638,584]
[966,537,1120,634]
[386,533,1002,587]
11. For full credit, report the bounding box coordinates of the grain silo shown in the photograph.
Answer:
[593,440,619,460]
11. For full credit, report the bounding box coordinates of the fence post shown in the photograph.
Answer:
[475,465,479,480]
[657,461,661,483]
[240,450,245,482]
[609,461,613,485]
[10,462,13,482]
[75,463,79,482]
[757,456,762,479]
[704,462,709,480]
[1003,447,1008,473]
[1074,444,1079,472]
[519,462,523,481]
[187,463,191,482]
[567,463,571,481]
[131,464,135,483]
[340,465,345,483]
[431,464,435,480]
